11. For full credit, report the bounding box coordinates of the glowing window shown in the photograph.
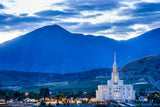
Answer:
[114,68,116,73]
[114,75,117,83]
[144,98,147,101]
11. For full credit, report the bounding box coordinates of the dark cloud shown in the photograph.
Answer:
[117,13,160,27]
[0,14,14,21]
[115,2,160,32]
[70,3,118,11]
[108,27,135,35]
[0,15,8,21]
[58,22,79,26]
[0,14,53,32]
[119,2,160,17]
[2,17,51,26]
[0,4,5,9]
[73,20,136,34]
[35,10,78,17]
[8,16,52,24]
[61,0,120,11]
[19,13,28,17]
[83,13,102,18]
[135,2,160,13]
[0,14,52,25]
[0,23,31,32]
[71,22,136,37]
[71,22,111,33]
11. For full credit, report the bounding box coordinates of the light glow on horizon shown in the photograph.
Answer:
[0,31,26,44]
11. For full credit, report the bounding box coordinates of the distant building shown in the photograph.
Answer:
[0,99,5,104]
[139,96,148,102]
[96,53,135,102]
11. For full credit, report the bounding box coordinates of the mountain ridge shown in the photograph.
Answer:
[0,25,160,73]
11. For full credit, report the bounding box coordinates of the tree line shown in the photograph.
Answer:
[0,88,49,101]
[0,88,96,101]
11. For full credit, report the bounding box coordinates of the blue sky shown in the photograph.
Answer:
[0,0,160,43]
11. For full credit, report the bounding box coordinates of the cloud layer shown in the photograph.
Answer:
[0,0,160,43]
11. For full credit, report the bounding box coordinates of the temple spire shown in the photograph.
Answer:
[114,52,116,64]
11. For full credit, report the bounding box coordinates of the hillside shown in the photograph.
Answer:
[0,68,112,92]
[119,54,160,91]
[0,25,160,73]
[0,53,160,92]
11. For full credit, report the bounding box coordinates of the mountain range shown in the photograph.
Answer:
[0,25,160,73]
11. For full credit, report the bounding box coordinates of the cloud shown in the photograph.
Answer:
[0,4,5,9]
[119,2,160,17]
[83,13,102,18]
[0,15,52,25]
[0,14,53,32]
[35,10,78,17]
[19,13,28,17]
[0,0,160,42]
[57,22,79,26]
[135,2,160,13]
[0,14,14,21]
[69,22,111,33]
[0,0,65,15]
[61,0,120,11]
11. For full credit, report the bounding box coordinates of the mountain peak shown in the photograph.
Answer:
[30,24,71,36]
[44,24,64,29]
[43,24,70,33]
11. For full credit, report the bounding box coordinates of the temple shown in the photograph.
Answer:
[96,52,135,102]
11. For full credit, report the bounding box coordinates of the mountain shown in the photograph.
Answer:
[0,25,160,73]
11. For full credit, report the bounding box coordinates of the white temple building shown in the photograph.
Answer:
[96,53,135,102]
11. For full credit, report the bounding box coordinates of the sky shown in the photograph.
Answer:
[0,0,160,43]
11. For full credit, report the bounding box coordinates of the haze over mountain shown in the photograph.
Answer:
[0,25,160,73]
[0,54,160,92]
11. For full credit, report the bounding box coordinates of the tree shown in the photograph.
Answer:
[40,88,50,100]
[67,92,74,97]
[13,91,24,101]
[91,90,96,97]
[76,91,83,97]
[0,89,6,98]
[138,88,146,96]
[5,91,14,101]
[40,100,46,106]
[28,92,40,99]
[46,88,49,97]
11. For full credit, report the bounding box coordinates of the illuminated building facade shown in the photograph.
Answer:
[96,53,135,102]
